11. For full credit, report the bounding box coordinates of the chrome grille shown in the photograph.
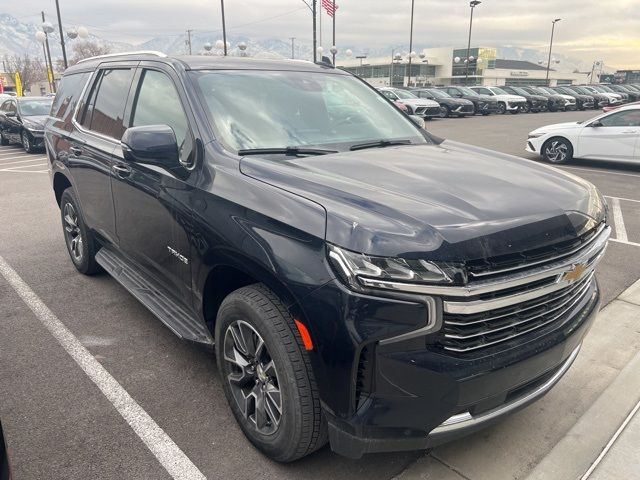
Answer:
[436,224,610,353]
[441,272,595,352]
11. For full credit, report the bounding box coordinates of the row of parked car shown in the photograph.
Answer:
[378,83,640,119]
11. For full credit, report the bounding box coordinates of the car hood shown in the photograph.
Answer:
[495,94,526,102]
[526,94,549,102]
[442,97,473,106]
[399,98,440,108]
[22,115,48,128]
[240,141,602,260]
[531,121,583,133]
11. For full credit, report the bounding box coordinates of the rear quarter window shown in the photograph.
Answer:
[51,72,91,125]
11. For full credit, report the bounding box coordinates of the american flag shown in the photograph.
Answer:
[321,0,338,17]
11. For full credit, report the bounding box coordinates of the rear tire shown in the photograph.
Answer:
[542,137,573,164]
[216,284,327,462]
[60,188,103,275]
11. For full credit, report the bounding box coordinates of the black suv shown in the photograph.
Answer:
[437,86,499,115]
[45,52,609,461]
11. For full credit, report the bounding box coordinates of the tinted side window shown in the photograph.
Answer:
[130,69,194,164]
[0,100,10,111]
[52,72,91,122]
[90,69,135,139]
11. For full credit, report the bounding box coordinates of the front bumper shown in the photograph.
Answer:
[417,106,445,118]
[505,101,526,111]
[326,283,600,458]
[476,102,498,114]
[25,130,45,148]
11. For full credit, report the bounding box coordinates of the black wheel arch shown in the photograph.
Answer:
[53,171,73,207]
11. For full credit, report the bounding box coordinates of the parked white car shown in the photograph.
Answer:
[580,85,623,105]
[377,87,442,119]
[469,86,527,114]
[526,104,640,164]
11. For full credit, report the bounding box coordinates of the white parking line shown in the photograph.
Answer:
[610,197,629,243]
[0,255,206,480]
[0,158,47,166]
[559,166,640,179]
[606,195,640,204]
[610,238,640,247]
[0,154,46,162]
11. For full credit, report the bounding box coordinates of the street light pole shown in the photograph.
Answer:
[41,12,56,93]
[220,0,228,56]
[313,0,317,62]
[465,1,481,86]
[545,18,561,86]
[54,0,68,69]
[290,37,296,59]
[407,0,415,87]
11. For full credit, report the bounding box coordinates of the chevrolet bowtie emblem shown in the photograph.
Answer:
[562,263,588,283]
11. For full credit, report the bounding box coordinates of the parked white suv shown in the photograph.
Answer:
[469,86,527,114]
[581,85,623,105]
[377,87,442,119]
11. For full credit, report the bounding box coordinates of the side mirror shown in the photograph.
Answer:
[590,121,603,127]
[121,125,180,168]
[409,115,425,129]
[5,111,16,117]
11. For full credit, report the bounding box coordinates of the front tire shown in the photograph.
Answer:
[216,284,327,462]
[0,132,8,146]
[21,131,35,153]
[439,105,450,118]
[497,102,507,114]
[542,137,574,164]
[60,188,102,275]
[521,103,531,113]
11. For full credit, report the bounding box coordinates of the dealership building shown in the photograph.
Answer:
[339,46,589,87]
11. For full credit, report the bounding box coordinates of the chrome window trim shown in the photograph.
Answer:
[432,343,581,434]
[358,225,610,301]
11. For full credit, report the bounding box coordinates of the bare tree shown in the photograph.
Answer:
[68,41,112,66]
[3,54,47,92]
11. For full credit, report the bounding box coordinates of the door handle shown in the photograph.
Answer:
[69,146,83,156]
[112,163,132,177]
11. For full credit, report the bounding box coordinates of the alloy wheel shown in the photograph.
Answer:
[544,140,568,163]
[22,132,30,152]
[63,203,83,262]
[223,320,282,435]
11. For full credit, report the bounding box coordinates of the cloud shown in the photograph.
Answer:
[5,0,639,68]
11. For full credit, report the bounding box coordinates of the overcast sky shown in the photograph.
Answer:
[6,0,640,68]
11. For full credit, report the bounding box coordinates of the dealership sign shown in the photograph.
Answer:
[510,71,529,77]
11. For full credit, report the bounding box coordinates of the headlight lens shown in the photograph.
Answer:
[528,132,546,139]
[328,244,463,291]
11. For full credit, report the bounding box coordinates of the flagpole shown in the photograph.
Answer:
[312,0,317,62]
[318,2,322,52]
[332,0,336,65]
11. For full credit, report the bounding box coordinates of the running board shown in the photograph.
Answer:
[96,247,214,346]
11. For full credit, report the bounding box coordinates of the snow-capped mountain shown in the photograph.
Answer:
[0,12,592,73]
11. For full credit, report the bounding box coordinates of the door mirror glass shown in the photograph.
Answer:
[121,125,180,168]
[5,111,15,117]
[590,121,603,127]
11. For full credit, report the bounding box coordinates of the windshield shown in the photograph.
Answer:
[528,86,547,95]
[456,87,477,96]
[18,99,53,116]
[490,87,509,95]
[511,87,529,96]
[191,70,426,152]
[574,86,591,94]
[426,89,449,98]
[539,87,556,94]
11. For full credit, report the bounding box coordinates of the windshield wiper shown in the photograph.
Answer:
[237,146,338,157]
[349,139,413,151]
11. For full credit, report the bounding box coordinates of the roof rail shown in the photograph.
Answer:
[76,50,167,64]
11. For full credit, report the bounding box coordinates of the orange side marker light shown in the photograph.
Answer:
[294,320,314,351]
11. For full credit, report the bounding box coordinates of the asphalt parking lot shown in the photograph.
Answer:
[1,110,639,480]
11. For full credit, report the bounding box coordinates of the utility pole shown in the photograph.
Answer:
[465,1,481,86]
[220,0,228,56]
[186,29,193,55]
[290,37,296,59]
[54,0,68,69]
[41,11,56,93]
[545,18,561,86]
[407,0,415,87]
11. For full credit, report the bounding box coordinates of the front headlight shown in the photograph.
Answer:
[528,132,546,139]
[328,244,464,291]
